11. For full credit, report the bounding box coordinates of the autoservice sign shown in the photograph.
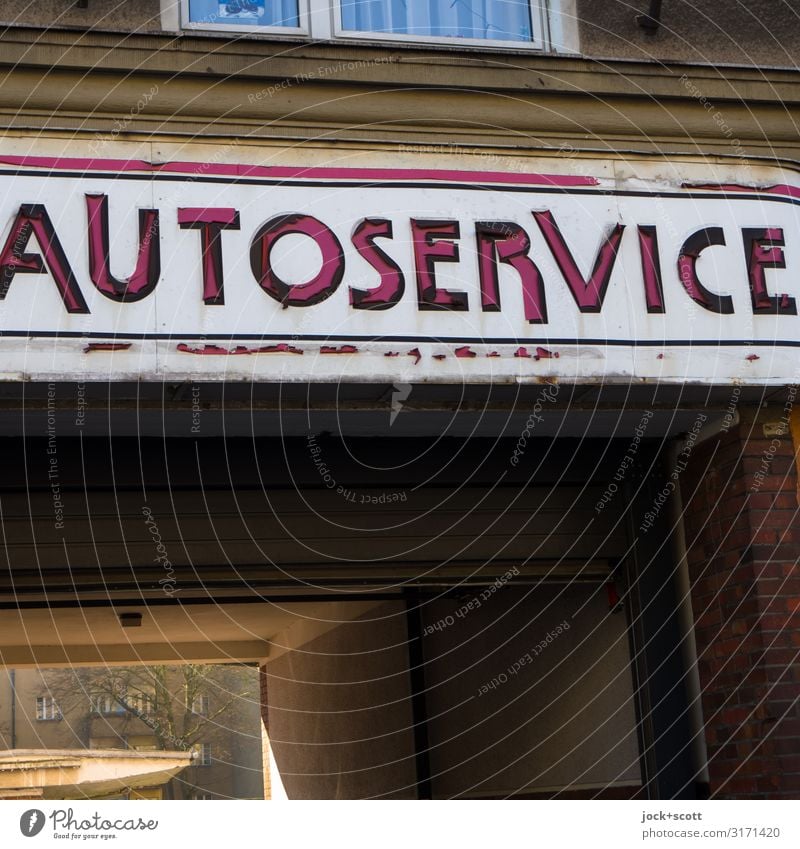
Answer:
[0,143,799,384]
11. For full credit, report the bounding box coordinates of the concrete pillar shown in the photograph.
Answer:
[259,601,417,799]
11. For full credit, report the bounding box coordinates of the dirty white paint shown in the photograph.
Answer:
[0,138,799,384]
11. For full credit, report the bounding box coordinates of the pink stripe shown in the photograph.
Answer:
[682,182,800,200]
[0,155,599,187]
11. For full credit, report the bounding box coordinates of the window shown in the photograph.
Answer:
[191,695,209,716]
[92,693,151,716]
[194,743,213,766]
[35,697,62,721]
[92,695,125,715]
[341,0,536,44]
[181,1,555,49]
[183,0,305,33]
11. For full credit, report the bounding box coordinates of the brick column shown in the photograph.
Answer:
[680,407,800,798]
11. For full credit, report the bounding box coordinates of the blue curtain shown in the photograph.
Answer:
[188,1,299,28]
[340,0,533,41]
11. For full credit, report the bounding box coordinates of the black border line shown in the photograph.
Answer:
[0,332,798,347]
[0,167,797,205]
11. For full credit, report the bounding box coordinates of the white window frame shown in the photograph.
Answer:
[195,743,212,766]
[35,696,62,721]
[177,1,564,51]
[180,0,310,36]
[191,695,210,716]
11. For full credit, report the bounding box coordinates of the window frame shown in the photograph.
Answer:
[180,0,552,51]
[35,696,62,721]
[180,0,310,37]
[191,694,210,716]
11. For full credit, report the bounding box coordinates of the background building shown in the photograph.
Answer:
[0,665,263,799]
[0,1,797,800]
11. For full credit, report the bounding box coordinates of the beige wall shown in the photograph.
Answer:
[0,1,163,31]
[577,0,800,66]
[263,601,418,799]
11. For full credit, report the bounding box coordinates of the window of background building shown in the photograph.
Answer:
[35,696,61,721]
[181,0,556,49]
[191,695,210,716]
[195,743,212,766]
[92,693,151,715]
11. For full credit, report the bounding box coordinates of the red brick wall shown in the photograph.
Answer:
[681,410,800,798]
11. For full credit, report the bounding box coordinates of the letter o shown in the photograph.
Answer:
[250,214,345,306]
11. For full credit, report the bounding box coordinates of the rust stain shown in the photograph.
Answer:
[320,345,358,354]
[537,375,559,385]
[407,348,422,365]
[487,351,501,358]
[455,346,477,358]
[83,342,133,353]
[384,351,400,358]
[657,353,664,360]
[433,354,446,360]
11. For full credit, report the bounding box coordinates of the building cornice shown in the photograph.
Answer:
[0,27,797,155]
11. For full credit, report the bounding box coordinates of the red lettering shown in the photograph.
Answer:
[475,221,546,323]
[742,227,795,315]
[250,214,345,307]
[637,225,665,313]
[349,218,404,309]
[677,227,733,314]
[0,204,88,313]
[86,194,160,302]
[411,219,468,311]
[178,207,240,305]
[533,210,624,312]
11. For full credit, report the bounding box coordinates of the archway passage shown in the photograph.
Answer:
[0,410,704,799]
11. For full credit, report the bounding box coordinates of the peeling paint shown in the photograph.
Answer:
[682,182,778,193]
[433,354,446,360]
[514,347,532,359]
[320,345,358,354]
[534,347,559,360]
[176,343,303,355]
[407,348,422,365]
[746,354,760,361]
[455,346,477,358]
[83,342,132,353]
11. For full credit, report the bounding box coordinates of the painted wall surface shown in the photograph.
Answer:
[1,141,799,385]
[577,1,800,67]
[422,585,642,797]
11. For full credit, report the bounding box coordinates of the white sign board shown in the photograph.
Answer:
[0,143,799,384]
